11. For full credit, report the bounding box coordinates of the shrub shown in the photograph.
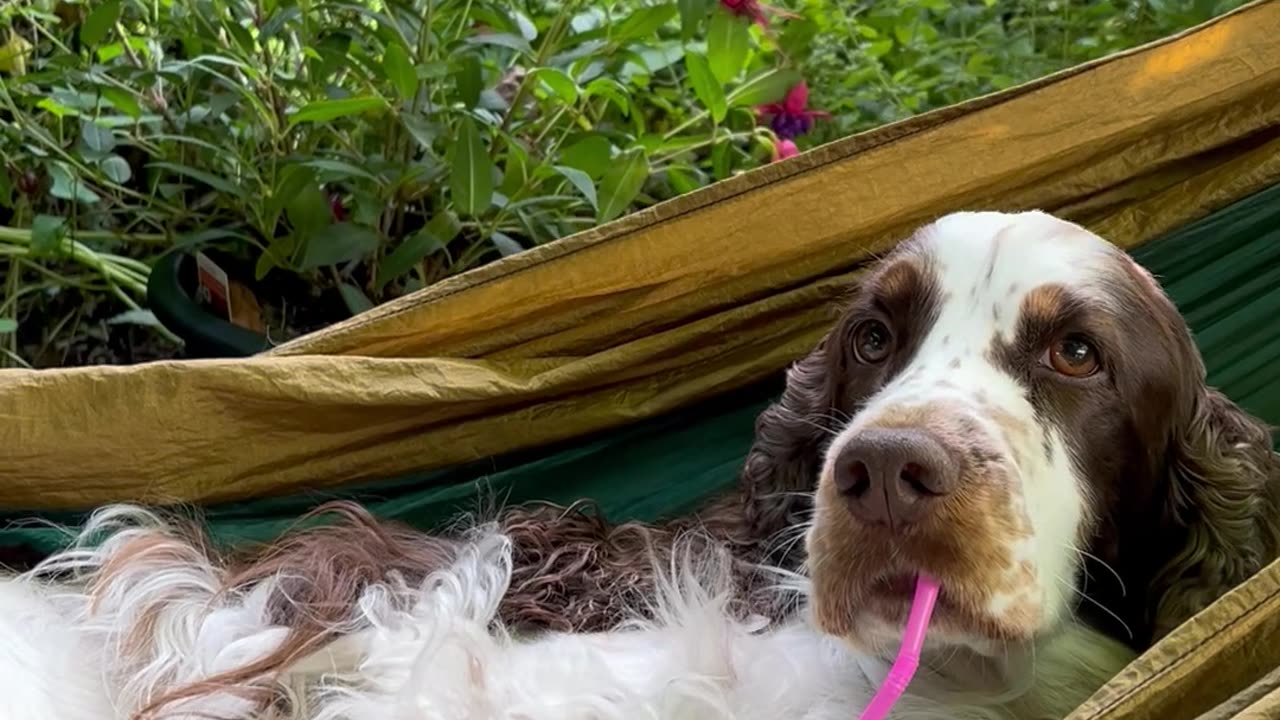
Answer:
[0,0,1251,367]
[781,0,1251,143]
[1,0,800,365]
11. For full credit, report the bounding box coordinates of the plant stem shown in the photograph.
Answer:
[0,226,168,245]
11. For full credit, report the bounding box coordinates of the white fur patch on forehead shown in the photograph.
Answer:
[914,211,1119,338]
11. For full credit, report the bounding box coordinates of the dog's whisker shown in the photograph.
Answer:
[1064,545,1127,599]
[1053,572,1134,641]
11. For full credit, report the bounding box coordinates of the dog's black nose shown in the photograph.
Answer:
[834,428,958,528]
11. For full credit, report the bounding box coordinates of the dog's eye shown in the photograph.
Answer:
[853,320,893,364]
[1045,335,1100,377]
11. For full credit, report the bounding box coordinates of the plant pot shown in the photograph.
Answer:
[146,250,271,358]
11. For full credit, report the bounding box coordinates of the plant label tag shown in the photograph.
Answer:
[194,251,232,321]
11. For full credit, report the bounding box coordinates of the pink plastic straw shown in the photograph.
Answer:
[856,574,940,720]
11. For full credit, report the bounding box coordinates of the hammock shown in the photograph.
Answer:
[2,2,1279,718]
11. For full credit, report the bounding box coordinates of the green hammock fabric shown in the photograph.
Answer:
[4,184,1279,554]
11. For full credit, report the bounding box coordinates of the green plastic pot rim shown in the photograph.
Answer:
[146,250,270,358]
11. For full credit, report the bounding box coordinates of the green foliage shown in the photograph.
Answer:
[1,0,787,358]
[0,0,1253,366]
[780,0,1252,143]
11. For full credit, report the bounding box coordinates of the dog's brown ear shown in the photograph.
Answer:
[740,332,841,562]
[1149,387,1280,639]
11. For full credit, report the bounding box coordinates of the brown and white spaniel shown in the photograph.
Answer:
[1,211,1276,720]
[742,209,1280,650]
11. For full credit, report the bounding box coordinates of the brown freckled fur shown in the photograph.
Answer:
[809,396,1034,638]
[876,260,923,304]
[1019,284,1072,326]
[988,250,1280,645]
[984,403,1035,449]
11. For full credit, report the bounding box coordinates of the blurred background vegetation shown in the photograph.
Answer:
[0,0,1248,367]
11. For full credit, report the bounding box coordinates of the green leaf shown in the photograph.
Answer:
[712,139,732,180]
[100,154,132,183]
[289,96,389,125]
[375,211,460,290]
[616,5,679,42]
[148,161,243,197]
[31,214,67,257]
[684,53,726,123]
[260,7,301,39]
[267,165,318,234]
[707,9,750,84]
[512,9,538,40]
[286,184,331,242]
[256,234,298,279]
[80,119,116,154]
[465,33,532,54]
[531,68,578,104]
[301,159,379,183]
[865,39,894,58]
[449,116,494,217]
[101,87,142,118]
[778,18,818,58]
[224,20,254,53]
[678,0,710,40]
[37,98,79,118]
[0,319,16,334]
[596,148,648,224]
[81,0,122,46]
[666,165,704,194]
[490,232,524,257]
[583,78,631,116]
[553,165,597,210]
[417,61,451,80]
[384,42,417,100]
[48,162,100,204]
[401,114,437,150]
[339,283,376,315]
[106,309,164,328]
[727,68,802,108]
[560,135,613,179]
[454,54,483,109]
[297,223,380,270]
[500,141,529,196]
[966,52,993,76]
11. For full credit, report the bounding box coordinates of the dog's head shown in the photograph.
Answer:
[742,210,1279,653]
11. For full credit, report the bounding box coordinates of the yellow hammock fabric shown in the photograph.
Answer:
[3,0,1279,511]
[1070,557,1280,720]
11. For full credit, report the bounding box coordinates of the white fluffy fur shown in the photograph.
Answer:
[0,506,298,719]
[0,577,115,720]
[307,528,1132,720]
[0,505,1133,720]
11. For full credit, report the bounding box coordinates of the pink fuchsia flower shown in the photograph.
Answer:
[771,138,800,162]
[328,191,347,222]
[756,81,830,140]
[718,0,796,28]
